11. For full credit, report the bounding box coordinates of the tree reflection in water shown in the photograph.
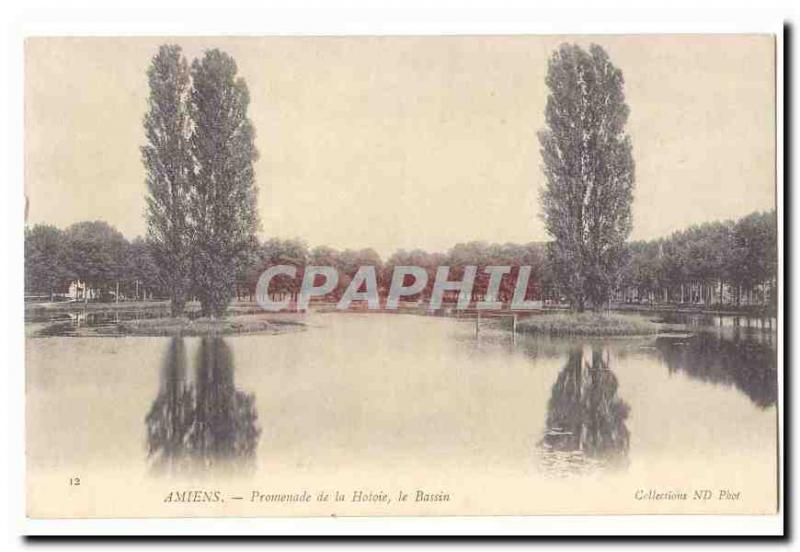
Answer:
[145,337,260,475]
[656,331,777,408]
[538,347,630,476]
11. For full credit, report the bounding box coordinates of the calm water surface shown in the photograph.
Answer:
[26,312,778,515]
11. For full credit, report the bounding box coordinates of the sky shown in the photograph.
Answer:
[25,35,775,257]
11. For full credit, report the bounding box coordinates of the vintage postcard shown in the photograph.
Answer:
[24,34,780,523]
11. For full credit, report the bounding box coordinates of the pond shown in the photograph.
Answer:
[25,312,778,517]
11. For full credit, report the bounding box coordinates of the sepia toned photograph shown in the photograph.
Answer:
[23,34,779,521]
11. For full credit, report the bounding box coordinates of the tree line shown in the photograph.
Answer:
[24,221,160,302]
[24,223,550,306]
[619,210,777,310]
[237,239,548,305]
[25,208,777,311]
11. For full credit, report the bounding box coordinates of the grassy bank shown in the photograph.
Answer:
[116,311,307,337]
[25,299,170,313]
[31,312,305,338]
[117,314,305,337]
[516,312,659,336]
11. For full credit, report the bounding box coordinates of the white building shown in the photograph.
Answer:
[68,280,97,300]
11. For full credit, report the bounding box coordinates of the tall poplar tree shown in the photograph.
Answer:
[539,44,635,311]
[142,44,193,316]
[189,49,259,317]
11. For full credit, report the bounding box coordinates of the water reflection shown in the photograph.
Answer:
[657,311,776,333]
[538,347,630,476]
[145,337,261,475]
[656,332,777,408]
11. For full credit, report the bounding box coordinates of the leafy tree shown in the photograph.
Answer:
[336,248,383,300]
[24,224,74,297]
[189,49,260,317]
[448,241,491,301]
[261,238,308,301]
[383,249,444,302]
[142,44,193,315]
[309,245,339,267]
[731,211,777,306]
[539,44,635,311]
[233,235,264,301]
[620,241,664,303]
[661,232,690,301]
[125,237,164,300]
[64,221,128,295]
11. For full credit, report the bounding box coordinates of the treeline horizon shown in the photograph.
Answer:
[620,209,777,308]
[24,208,776,309]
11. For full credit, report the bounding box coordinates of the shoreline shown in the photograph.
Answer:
[29,312,306,338]
[25,300,775,339]
[25,298,775,317]
[515,312,660,337]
